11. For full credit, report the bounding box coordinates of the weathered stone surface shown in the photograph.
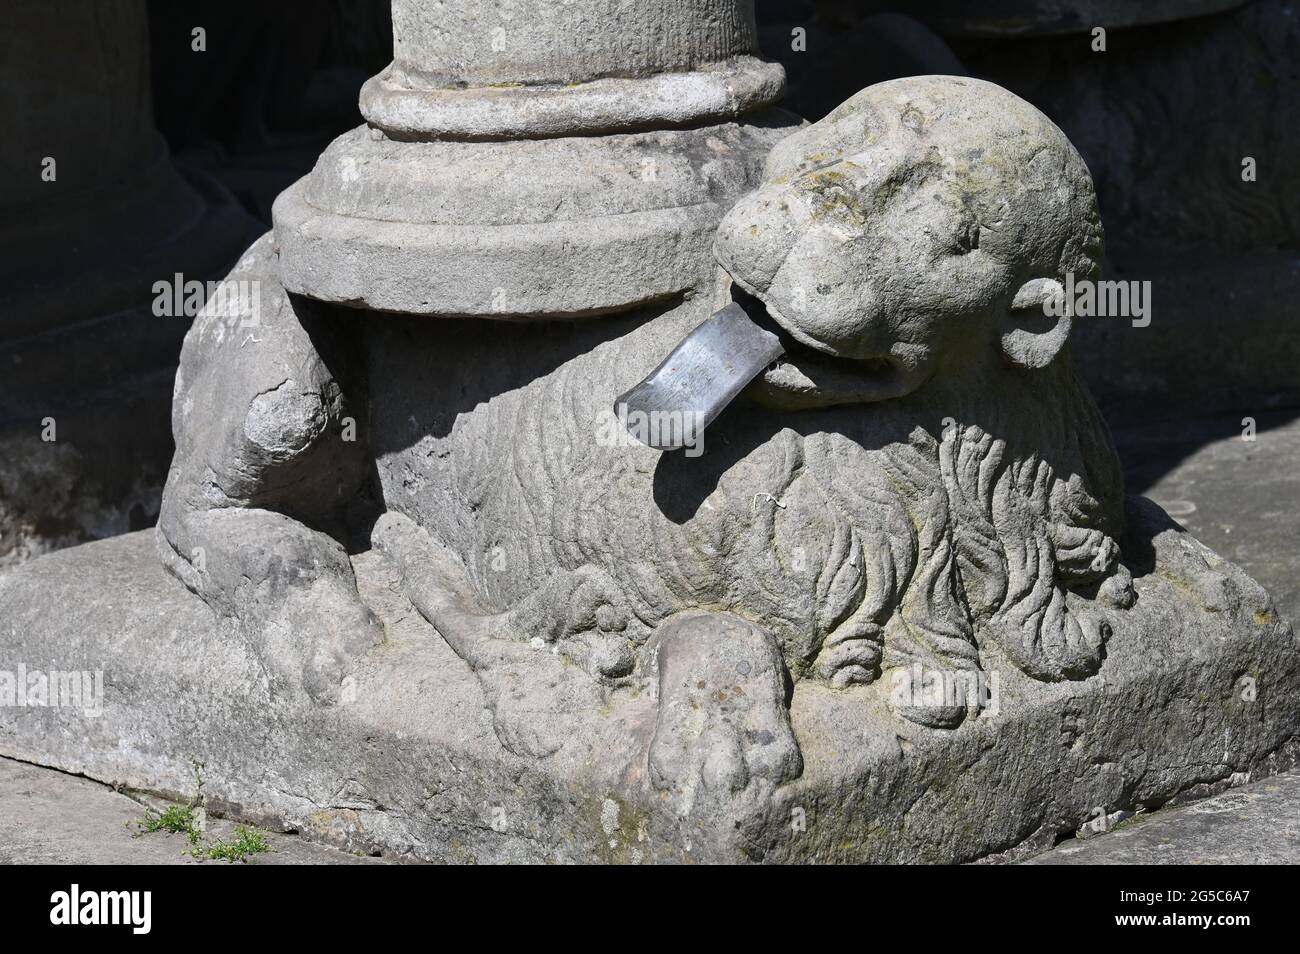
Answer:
[1026,768,1300,864]
[390,0,761,85]
[714,76,1102,404]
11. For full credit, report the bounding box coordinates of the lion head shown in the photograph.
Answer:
[714,75,1104,411]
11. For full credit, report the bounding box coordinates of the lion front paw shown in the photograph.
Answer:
[267,577,385,704]
[648,612,802,815]
[501,564,644,679]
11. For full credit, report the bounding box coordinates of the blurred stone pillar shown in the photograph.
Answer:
[935,0,1299,414]
[754,2,965,121]
[0,0,259,565]
[905,0,1249,35]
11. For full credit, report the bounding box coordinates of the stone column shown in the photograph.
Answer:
[364,0,782,139]
[274,0,793,318]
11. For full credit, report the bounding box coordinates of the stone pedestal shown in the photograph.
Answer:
[274,0,791,318]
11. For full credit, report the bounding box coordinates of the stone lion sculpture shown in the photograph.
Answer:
[156,77,1136,816]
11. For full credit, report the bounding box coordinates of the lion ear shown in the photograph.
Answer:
[999,277,1070,370]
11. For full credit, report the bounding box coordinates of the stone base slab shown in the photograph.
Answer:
[0,497,1296,863]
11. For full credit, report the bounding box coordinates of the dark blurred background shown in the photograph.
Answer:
[1,0,1296,616]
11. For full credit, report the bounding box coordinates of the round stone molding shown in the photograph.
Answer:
[272,118,799,317]
[360,55,787,140]
[362,0,787,140]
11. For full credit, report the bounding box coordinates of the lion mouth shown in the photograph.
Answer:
[730,286,906,410]
[614,283,916,453]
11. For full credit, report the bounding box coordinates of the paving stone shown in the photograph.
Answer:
[1026,768,1300,864]
[0,756,379,865]
[1113,409,1300,627]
